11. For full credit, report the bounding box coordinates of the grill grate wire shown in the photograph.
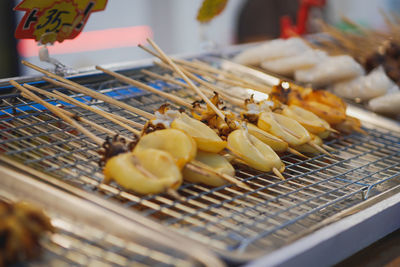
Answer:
[0,65,399,256]
[0,195,199,267]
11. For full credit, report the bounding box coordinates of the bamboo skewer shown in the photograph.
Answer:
[97,63,309,160]
[22,80,251,189]
[95,65,193,109]
[145,38,226,120]
[13,82,187,199]
[21,84,133,141]
[189,160,251,190]
[154,61,246,108]
[10,80,103,146]
[39,78,144,129]
[24,83,142,136]
[142,68,246,106]
[308,142,332,156]
[99,65,298,150]
[139,45,334,153]
[52,90,142,136]
[139,44,268,92]
[21,60,153,120]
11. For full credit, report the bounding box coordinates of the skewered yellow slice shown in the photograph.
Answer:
[182,151,235,187]
[227,129,284,172]
[293,134,323,154]
[282,105,331,135]
[134,129,197,169]
[103,149,182,195]
[247,123,288,153]
[258,112,311,146]
[171,113,226,153]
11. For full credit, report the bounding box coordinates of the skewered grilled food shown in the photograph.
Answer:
[104,148,183,195]
[182,151,235,187]
[0,199,54,266]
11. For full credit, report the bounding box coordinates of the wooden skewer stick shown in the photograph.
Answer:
[21,60,153,120]
[39,78,251,189]
[41,76,153,122]
[138,45,248,103]
[322,144,335,152]
[189,160,251,190]
[95,65,193,109]
[142,68,246,105]
[182,63,268,93]
[139,44,268,91]
[51,90,142,136]
[142,66,307,159]
[155,61,246,108]
[10,80,103,146]
[287,147,309,159]
[24,83,142,135]
[42,79,144,130]
[189,59,270,91]
[16,81,184,199]
[21,84,131,140]
[141,44,336,140]
[144,38,226,120]
[272,167,285,180]
[309,141,332,156]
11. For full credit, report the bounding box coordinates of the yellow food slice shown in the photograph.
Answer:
[171,113,226,153]
[103,149,182,195]
[134,128,197,169]
[258,112,311,146]
[247,123,288,153]
[293,134,323,154]
[182,151,235,187]
[227,129,284,172]
[297,100,345,125]
[282,105,330,134]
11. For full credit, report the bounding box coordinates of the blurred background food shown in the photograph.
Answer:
[1,0,399,78]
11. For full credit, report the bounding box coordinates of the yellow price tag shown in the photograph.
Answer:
[15,0,108,44]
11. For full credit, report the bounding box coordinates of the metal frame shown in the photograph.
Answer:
[246,185,400,267]
[0,161,224,267]
[0,58,399,264]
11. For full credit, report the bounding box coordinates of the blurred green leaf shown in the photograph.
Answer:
[197,0,228,23]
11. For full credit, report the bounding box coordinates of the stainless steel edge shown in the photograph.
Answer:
[346,104,400,131]
[245,185,400,267]
[0,158,225,267]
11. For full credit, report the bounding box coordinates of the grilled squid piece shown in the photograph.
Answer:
[144,105,226,153]
[292,134,323,155]
[182,151,235,187]
[104,148,182,195]
[281,105,331,137]
[270,82,347,125]
[227,129,285,172]
[171,113,226,153]
[134,128,197,169]
[246,123,288,153]
[99,134,183,195]
[258,112,311,146]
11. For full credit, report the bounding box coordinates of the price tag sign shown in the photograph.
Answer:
[15,0,108,44]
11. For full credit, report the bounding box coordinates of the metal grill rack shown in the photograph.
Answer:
[0,183,207,267]
[27,212,197,267]
[0,62,399,262]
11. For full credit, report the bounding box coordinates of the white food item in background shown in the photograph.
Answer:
[294,55,364,86]
[332,66,393,101]
[260,50,328,76]
[233,37,311,65]
[368,90,400,114]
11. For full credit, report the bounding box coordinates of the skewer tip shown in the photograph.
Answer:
[272,167,285,180]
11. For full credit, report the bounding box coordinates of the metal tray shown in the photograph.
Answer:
[0,56,399,264]
[0,161,222,267]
